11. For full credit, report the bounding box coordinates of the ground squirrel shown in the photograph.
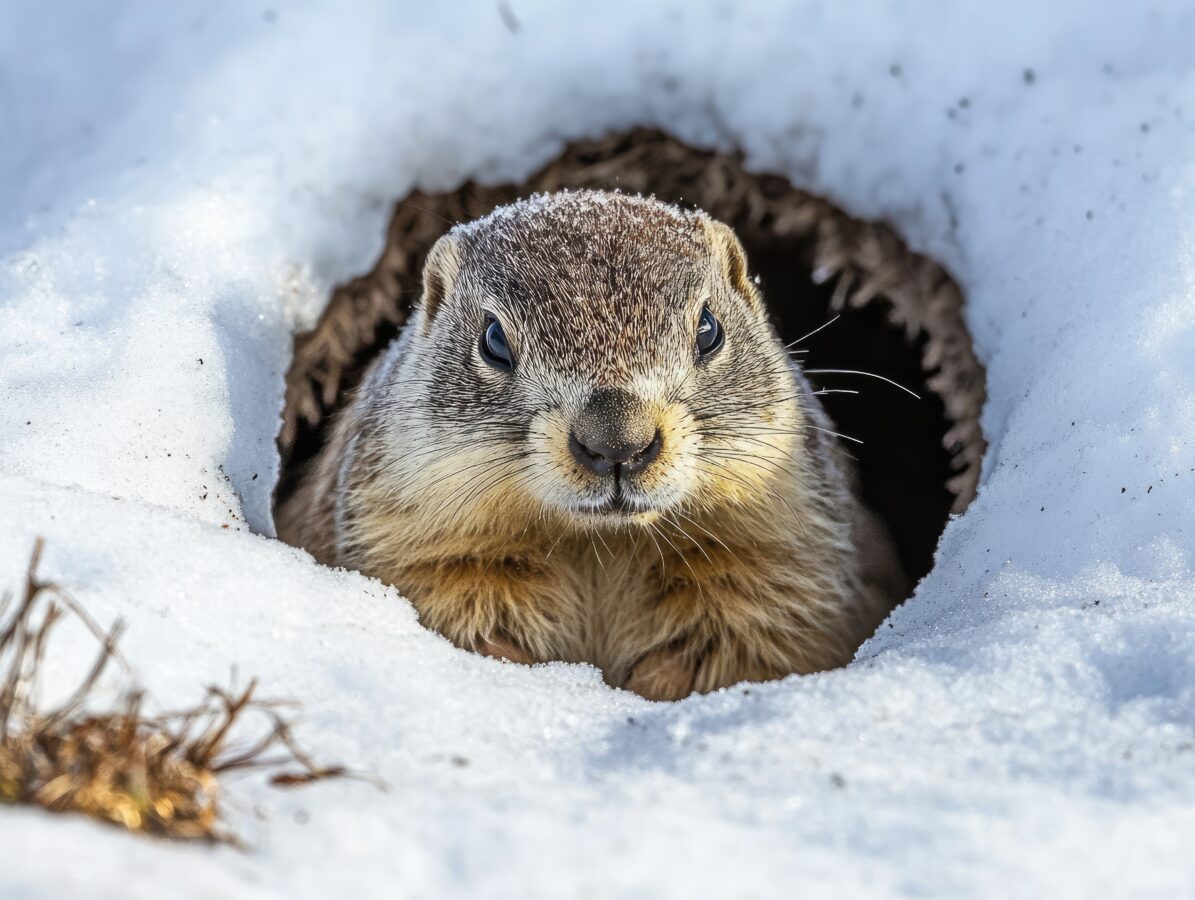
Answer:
[277,190,905,700]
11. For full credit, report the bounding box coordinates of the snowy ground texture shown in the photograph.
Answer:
[3,1,1195,896]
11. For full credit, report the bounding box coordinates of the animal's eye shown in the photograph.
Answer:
[696,307,724,358]
[479,317,514,371]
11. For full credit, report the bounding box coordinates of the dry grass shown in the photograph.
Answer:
[0,539,344,842]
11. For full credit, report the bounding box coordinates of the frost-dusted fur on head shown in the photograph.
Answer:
[277,190,905,699]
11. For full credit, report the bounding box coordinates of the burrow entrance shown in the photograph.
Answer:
[274,129,986,588]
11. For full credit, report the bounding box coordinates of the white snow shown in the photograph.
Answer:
[3,0,1195,896]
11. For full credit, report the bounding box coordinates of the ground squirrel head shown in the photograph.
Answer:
[378,190,807,529]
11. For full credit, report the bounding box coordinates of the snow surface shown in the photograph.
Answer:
[3,1,1195,896]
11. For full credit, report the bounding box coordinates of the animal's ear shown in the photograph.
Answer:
[703,218,762,311]
[417,233,462,328]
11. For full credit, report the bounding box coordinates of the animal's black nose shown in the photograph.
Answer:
[569,387,662,477]
[569,429,662,476]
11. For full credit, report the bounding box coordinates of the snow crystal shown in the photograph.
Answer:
[3,0,1195,896]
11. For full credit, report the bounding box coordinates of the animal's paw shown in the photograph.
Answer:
[624,645,697,701]
[477,633,534,665]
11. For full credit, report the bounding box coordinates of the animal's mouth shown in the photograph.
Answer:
[569,484,660,523]
[592,493,638,516]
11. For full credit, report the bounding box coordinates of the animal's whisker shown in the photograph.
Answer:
[783,314,841,349]
[807,426,864,445]
[803,368,920,399]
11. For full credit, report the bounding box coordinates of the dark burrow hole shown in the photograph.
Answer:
[275,129,986,591]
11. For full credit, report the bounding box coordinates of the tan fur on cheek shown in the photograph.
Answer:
[525,407,596,509]
[338,436,548,577]
[626,401,701,509]
[398,445,526,517]
[691,403,803,510]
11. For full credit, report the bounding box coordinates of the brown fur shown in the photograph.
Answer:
[277,191,905,700]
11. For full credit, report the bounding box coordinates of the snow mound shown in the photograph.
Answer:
[2,1,1195,896]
